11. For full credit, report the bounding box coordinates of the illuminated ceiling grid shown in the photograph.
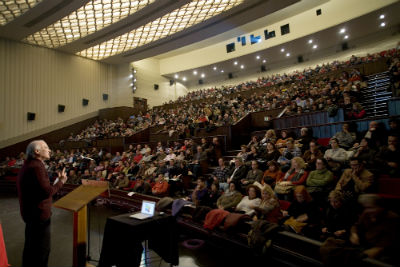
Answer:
[0,0,42,26]
[24,0,156,48]
[77,0,245,60]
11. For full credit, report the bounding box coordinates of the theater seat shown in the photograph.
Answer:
[317,138,330,147]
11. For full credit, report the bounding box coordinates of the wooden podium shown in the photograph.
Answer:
[54,180,109,267]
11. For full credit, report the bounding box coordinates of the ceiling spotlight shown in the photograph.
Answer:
[182,77,187,81]
[280,48,285,52]
[234,61,238,65]
[256,55,260,60]
[193,70,197,75]
[379,14,385,19]
[201,73,205,78]
[339,28,346,34]
[262,59,266,63]
[286,53,290,57]
[312,44,318,49]
[221,70,224,73]
[133,70,137,73]
[240,65,244,69]
[130,83,133,86]
[133,86,136,90]
[308,39,313,44]
[174,74,179,79]
[213,66,217,70]
[133,78,137,82]
[380,22,386,27]
[129,74,133,78]
[344,35,349,40]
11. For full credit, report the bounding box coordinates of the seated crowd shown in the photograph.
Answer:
[1,47,400,266]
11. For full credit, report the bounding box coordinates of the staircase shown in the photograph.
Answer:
[360,71,392,117]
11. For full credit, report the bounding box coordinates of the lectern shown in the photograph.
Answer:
[54,180,109,267]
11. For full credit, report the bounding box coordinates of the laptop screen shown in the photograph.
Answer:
[141,200,155,215]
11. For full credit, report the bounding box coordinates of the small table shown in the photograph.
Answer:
[98,213,179,267]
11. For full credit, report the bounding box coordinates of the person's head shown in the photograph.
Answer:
[26,140,51,161]
[358,194,386,218]
[169,159,175,166]
[247,185,261,200]
[293,185,312,203]
[280,130,288,139]
[389,119,398,130]
[300,127,309,137]
[286,138,294,149]
[211,181,219,192]
[235,157,243,167]
[157,174,164,181]
[250,145,257,153]
[360,138,370,148]
[369,121,378,131]
[240,145,247,153]
[291,157,306,170]
[352,102,363,111]
[315,158,328,170]
[197,146,203,153]
[228,181,237,192]
[69,169,75,176]
[267,160,279,172]
[197,177,206,189]
[251,160,259,170]
[266,129,276,138]
[328,190,345,209]
[349,157,363,172]
[261,186,275,200]
[342,123,350,132]
[388,135,398,147]
[266,142,276,151]
[218,158,225,167]
[329,138,339,149]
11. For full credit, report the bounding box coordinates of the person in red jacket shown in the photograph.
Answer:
[347,102,366,120]
[151,174,169,196]
[17,140,67,267]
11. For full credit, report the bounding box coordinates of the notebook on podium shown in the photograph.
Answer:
[129,200,156,220]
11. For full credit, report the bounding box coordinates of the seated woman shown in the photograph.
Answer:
[319,190,356,241]
[260,129,277,146]
[306,158,334,202]
[278,138,302,171]
[247,136,259,149]
[253,185,282,223]
[302,141,324,171]
[235,185,262,216]
[261,160,284,187]
[246,145,260,161]
[275,157,309,201]
[263,142,281,163]
[347,102,366,120]
[276,130,289,153]
[232,145,249,165]
[282,186,321,236]
[216,182,243,211]
[204,181,222,209]
[241,160,263,189]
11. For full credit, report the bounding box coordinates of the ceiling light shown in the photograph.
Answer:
[240,65,244,69]
[201,73,205,78]
[182,77,187,81]
[308,39,313,44]
[286,53,290,57]
[379,14,385,19]
[0,0,43,26]
[193,70,197,75]
[380,22,386,27]
[213,66,217,70]
[133,86,136,90]
[76,0,245,60]
[134,70,137,73]
[129,74,133,78]
[130,83,133,86]
[256,55,260,60]
[174,74,179,79]
[262,59,266,63]
[344,35,349,39]
[339,28,346,34]
[133,78,137,82]
[234,61,238,65]
[312,45,318,49]
[220,70,224,73]
[280,48,285,52]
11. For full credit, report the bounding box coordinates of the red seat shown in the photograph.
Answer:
[317,138,330,147]
[279,200,291,211]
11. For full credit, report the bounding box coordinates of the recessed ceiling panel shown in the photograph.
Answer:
[0,0,43,26]
[76,0,245,60]
[24,0,156,48]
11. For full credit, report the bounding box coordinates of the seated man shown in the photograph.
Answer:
[375,135,400,177]
[151,174,169,196]
[189,146,208,178]
[113,172,130,190]
[227,157,247,187]
[240,160,263,189]
[333,123,356,149]
[324,138,347,173]
[211,158,230,191]
[132,176,151,194]
[335,157,374,203]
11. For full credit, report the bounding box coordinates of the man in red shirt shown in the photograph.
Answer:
[17,140,67,267]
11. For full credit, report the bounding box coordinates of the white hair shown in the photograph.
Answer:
[26,140,44,159]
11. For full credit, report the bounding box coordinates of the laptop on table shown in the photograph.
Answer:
[129,200,156,220]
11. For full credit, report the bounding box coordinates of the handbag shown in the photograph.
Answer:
[274,181,294,194]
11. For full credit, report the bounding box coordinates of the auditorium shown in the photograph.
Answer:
[1,0,400,266]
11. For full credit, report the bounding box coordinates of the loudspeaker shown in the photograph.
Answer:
[316,9,321,16]
[198,79,203,85]
[103,94,108,100]
[228,73,233,79]
[170,80,174,86]
[261,65,266,72]
[297,55,304,63]
[154,84,159,90]
[82,99,89,106]
[58,105,65,113]
[27,112,35,121]
[341,42,348,51]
